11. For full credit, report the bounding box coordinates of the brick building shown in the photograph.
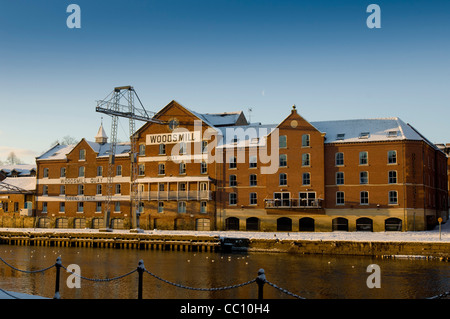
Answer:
[33,101,448,232]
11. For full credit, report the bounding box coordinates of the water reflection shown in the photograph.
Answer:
[0,244,448,299]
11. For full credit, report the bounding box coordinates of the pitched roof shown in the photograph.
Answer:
[0,176,36,192]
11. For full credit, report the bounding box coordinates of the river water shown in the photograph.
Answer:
[0,244,448,299]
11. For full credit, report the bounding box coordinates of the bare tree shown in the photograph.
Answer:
[6,152,22,165]
[52,135,79,146]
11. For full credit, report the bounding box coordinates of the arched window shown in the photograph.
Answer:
[277,217,292,231]
[385,218,402,231]
[299,217,315,232]
[332,217,348,231]
[246,217,260,231]
[356,217,373,231]
[225,217,240,230]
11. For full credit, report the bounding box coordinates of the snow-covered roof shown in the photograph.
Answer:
[0,164,36,176]
[200,112,245,127]
[36,144,75,161]
[0,176,36,192]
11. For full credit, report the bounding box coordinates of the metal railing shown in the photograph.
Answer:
[0,256,305,299]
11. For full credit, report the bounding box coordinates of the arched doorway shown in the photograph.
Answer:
[38,217,50,228]
[277,217,292,231]
[246,217,260,231]
[299,217,315,232]
[332,217,348,231]
[225,217,240,230]
[385,218,402,231]
[356,217,373,231]
[55,218,68,229]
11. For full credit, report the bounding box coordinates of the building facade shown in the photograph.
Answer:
[33,100,448,232]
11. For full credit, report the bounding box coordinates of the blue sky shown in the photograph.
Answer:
[1,0,449,164]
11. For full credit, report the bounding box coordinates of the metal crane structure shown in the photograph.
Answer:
[95,86,163,232]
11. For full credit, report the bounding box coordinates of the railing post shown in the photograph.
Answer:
[53,257,62,299]
[137,259,145,299]
[256,268,266,300]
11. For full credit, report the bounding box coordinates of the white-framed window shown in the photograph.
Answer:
[388,171,397,184]
[78,184,84,195]
[158,163,165,175]
[360,191,369,205]
[42,185,48,196]
[178,201,186,213]
[179,183,186,192]
[59,202,65,213]
[158,183,165,191]
[302,172,311,185]
[359,151,368,165]
[96,184,102,195]
[229,175,237,187]
[116,165,122,176]
[279,173,287,186]
[78,166,85,177]
[388,150,397,164]
[229,193,237,205]
[279,154,287,167]
[96,166,102,177]
[60,185,65,195]
[159,143,166,155]
[138,164,145,176]
[115,184,121,194]
[335,152,344,166]
[60,167,66,178]
[202,141,208,154]
[250,192,257,205]
[302,153,310,167]
[360,171,369,184]
[79,149,85,160]
[201,161,207,174]
[389,191,398,205]
[336,172,344,185]
[229,156,237,169]
[279,135,287,148]
[179,142,187,155]
[114,202,120,212]
[42,202,48,213]
[200,201,207,213]
[179,162,186,174]
[336,191,345,205]
[139,144,146,156]
[158,201,164,213]
[43,168,49,178]
[250,174,257,186]
[249,155,257,168]
[96,202,102,212]
[77,202,84,212]
[302,134,310,147]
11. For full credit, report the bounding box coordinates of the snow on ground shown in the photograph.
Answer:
[1,221,449,243]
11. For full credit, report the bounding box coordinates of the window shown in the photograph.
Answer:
[179,183,186,191]
[200,201,207,213]
[359,152,368,165]
[14,202,19,212]
[138,164,145,176]
[79,166,85,177]
[387,131,398,138]
[250,192,257,205]
[179,162,186,174]
[115,184,121,194]
[158,163,165,175]
[250,174,257,186]
[359,132,370,139]
[202,141,208,154]
[360,191,369,205]
[139,144,145,156]
[279,135,287,148]
[60,185,65,195]
[389,191,398,205]
[159,143,166,155]
[43,185,48,195]
[249,155,257,168]
[96,166,102,177]
[60,167,66,178]
[336,191,345,205]
[335,152,344,166]
[279,154,287,167]
[59,202,65,213]
[336,172,344,185]
[43,168,49,178]
[42,202,48,213]
[336,133,345,140]
[96,184,102,195]
[79,149,86,160]
[116,165,122,176]
[279,173,287,186]
[77,202,84,212]
[388,150,397,164]
[201,161,207,174]
[158,202,164,213]
[114,202,120,212]
[302,153,310,167]
[360,171,369,184]
[179,142,187,155]
[302,172,311,185]
[302,134,310,147]
[78,184,84,195]
[96,202,102,212]
[178,201,186,213]
[158,183,165,191]
[388,171,397,184]
[229,175,237,187]
[229,156,237,169]
[229,193,237,205]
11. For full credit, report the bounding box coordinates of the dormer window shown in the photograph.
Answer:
[359,132,370,139]
[387,131,398,138]
[336,133,345,140]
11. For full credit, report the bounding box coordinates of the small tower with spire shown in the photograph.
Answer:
[95,120,108,144]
